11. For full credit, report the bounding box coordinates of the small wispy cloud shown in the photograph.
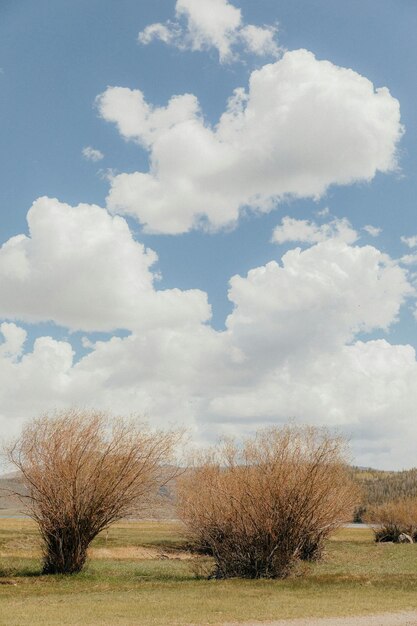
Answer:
[272,216,358,245]
[401,235,417,248]
[400,253,417,266]
[363,225,382,237]
[316,207,330,218]
[82,146,104,162]
[97,167,117,182]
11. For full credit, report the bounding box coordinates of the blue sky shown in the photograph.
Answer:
[0,0,416,468]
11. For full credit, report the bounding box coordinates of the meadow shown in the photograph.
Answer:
[1,521,417,625]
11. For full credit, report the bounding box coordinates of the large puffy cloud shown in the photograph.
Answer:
[225,240,412,369]
[3,327,416,468]
[207,242,417,468]
[0,333,75,437]
[97,89,201,148]
[0,197,210,331]
[1,217,417,467]
[0,319,238,439]
[100,50,403,234]
[138,0,280,63]
[207,339,417,469]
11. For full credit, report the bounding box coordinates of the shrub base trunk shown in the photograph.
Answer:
[41,530,89,575]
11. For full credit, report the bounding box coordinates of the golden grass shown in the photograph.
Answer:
[1,520,417,626]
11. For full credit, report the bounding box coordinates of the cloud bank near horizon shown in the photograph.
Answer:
[0,197,416,469]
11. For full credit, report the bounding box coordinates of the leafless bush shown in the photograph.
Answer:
[366,498,417,542]
[177,425,359,579]
[5,409,182,574]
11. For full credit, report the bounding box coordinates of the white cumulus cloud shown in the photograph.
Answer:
[138,0,280,63]
[99,50,403,234]
[0,197,210,332]
[0,206,416,468]
[272,217,358,245]
[239,24,279,57]
[225,240,411,366]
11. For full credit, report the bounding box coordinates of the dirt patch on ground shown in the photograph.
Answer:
[228,612,417,626]
[90,546,193,560]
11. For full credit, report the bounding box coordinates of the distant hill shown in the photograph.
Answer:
[0,471,175,519]
[352,466,417,521]
[0,471,27,516]
[353,466,417,503]
[3,466,417,521]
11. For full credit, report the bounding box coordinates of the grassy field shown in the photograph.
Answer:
[2,521,417,625]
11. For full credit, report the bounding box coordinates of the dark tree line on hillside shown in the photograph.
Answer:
[352,467,417,522]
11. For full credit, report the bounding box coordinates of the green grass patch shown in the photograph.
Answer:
[91,520,186,550]
[1,521,417,625]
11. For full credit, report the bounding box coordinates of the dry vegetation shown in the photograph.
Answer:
[1,407,417,620]
[4,409,182,574]
[366,497,417,542]
[177,425,359,579]
[1,413,417,624]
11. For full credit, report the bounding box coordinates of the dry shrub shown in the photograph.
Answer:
[177,425,358,579]
[366,498,417,542]
[5,409,182,574]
